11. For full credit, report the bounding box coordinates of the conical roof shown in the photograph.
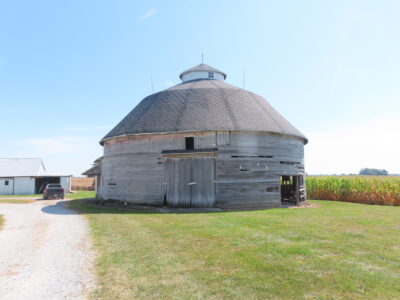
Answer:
[101,71,307,144]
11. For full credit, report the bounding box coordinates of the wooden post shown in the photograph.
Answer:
[295,176,300,205]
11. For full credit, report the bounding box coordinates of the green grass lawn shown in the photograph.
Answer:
[0,193,39,203]
[0,215,3,230]
[67,190,96,199]
[0,194,41,198]
[0,199,36,204]
[70,200,400,300]
[0,190,95,204]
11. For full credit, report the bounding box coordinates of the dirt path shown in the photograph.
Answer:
[0,200,95,300]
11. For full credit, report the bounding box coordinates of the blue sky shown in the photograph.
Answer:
[1,0,399,175]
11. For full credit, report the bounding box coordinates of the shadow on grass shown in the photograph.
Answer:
[41,200,83,215]
[41,199,285,215]
[41,199,198,215]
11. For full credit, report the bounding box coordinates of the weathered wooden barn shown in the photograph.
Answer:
[0,158,71,195]
[84,64,307,209]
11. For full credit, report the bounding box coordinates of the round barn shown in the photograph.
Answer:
[86,64,308,209]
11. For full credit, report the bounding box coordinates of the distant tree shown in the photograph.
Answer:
[359,168,388,175]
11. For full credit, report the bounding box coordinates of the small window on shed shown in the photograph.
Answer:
[5,180,9,186]
[208,72,214,79]
[185,137,194,150]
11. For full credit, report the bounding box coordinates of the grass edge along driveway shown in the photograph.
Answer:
[0,191,95,204]
[69,199,400,300]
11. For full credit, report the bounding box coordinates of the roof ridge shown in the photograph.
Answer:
[247,91,283,132]
[209,79,238,128]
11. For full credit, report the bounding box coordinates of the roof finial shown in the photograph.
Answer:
[201,53,204,64]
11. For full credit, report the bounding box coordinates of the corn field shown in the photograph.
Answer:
[306,176,400,206]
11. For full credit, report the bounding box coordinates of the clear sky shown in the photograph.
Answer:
[1,0,399,176]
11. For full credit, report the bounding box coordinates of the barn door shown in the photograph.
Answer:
[164,156,215,208]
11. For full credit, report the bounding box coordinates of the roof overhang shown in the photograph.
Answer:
[100,130,307,146]
[82,164,101,176]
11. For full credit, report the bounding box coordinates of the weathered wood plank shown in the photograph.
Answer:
[99,131,305,209]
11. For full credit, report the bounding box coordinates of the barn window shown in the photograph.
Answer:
[280,161,301,165]
[231,155,273,158]
[5,180,9,186]
[208,72,214,78]
[185,137,194,150]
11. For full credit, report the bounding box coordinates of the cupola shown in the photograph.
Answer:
[179,64,227,82]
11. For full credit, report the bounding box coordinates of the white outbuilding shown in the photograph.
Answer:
[0,158,71,195]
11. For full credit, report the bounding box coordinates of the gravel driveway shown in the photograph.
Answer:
[0,200,95,300]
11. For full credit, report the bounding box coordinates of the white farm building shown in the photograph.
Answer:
[0,158,71,195]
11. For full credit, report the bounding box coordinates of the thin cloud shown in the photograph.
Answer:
[10,136,103,176]
[65,125,110,132]
[137,8,156,22]
[16,136,98,155]
[305,118,400,175]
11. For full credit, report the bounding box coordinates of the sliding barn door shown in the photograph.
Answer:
[165,156,215,208]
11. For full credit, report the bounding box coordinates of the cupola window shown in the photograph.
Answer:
[208,72,214,79]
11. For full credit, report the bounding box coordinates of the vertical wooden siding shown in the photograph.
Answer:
[214,132,304,209]
[165,155,215,207]
[99,131,305,209]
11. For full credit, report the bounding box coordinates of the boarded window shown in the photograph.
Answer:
[217,131,230,146]
[280,161,301,165]
[185,137,194,150]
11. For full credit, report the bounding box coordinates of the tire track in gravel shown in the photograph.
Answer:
[0,200,96,300]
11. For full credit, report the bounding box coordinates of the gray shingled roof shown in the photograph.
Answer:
[101,79,307,144]
[179,64,227,79]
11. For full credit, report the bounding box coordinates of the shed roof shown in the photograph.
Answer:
[101,78,307,144]
[82,164,101,176]
[0,158,46,177]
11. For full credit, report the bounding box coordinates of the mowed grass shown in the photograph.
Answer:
[0,199,35,204]
[0,194,39,204]
[67,190,96,199]
[0,190,95,204]
[0,194,41,198]
[0,215,3,229]
[70,200,400,300]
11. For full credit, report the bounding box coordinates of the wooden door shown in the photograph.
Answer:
[165,156,215,208]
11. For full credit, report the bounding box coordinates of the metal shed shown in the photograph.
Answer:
[0,158,71,195]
